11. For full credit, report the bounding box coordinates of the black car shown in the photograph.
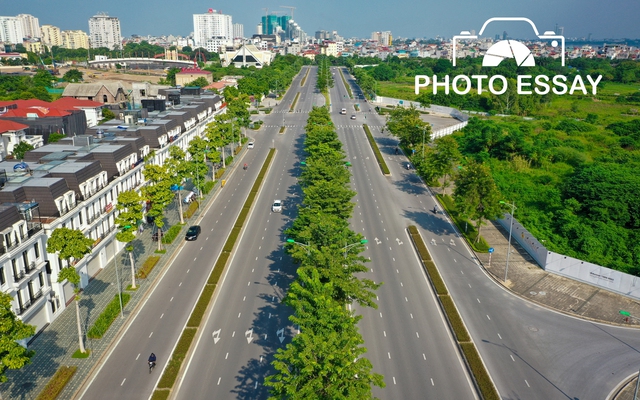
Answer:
[185,225,202,241]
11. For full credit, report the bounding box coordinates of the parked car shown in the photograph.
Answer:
[185,225,202,241]
[272,200,283,213]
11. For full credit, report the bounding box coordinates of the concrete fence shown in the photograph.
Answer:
[497,214,640,300]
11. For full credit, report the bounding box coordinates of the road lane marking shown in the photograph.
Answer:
[238,313,241,318]
[431,378,435,386]
[160,313,164,319]
[225,353,229,359]
[179,282,182,287]
[383,331,386,337]
[400,282,404,287]
[248,281,250,286]
[388,352,391,359]
[397,269,399,273]
[170,297,174,302]
[187,269,190,273]
[410,313,414,319]
[498,333,502,339]
[416,332,420,338]
[525,380,530,387]
[136,354,140,360]
[423,354,426,360]
[149,332,153,338]
[252,269,255,273]
[217,378,221,385]
[393,377,396,385]
[405,297,408,302]
[232,331,235,337]
[487,315,491,320]
[243,296,246,301]
[380,312,383,318]
[477,299,481,303]
[510,355,515,361]
[121,378,126,386]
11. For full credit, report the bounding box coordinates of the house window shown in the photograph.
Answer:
[0,267,5,285]
[39,272,44,287]
[103,95,108,103]
[89,96,93,101]
[34,242,40,259]
[22,250,29,268]
[19,225,24,239]
[4,233,10,248]
[78,212,83,225]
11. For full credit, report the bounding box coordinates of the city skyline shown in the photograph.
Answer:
[2,0,640,41]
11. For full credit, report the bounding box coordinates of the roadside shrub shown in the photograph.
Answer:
[162,224,184,244]
[250,110,259,114]
[424,260,447,295]
[264,108,272,114]
[87,293,131,339]
[202,180,215,194]
[183,201,199,219]
[439,294,470,342]
[187,284,216,327]
[225,155,234,165]
[460,343,500,400]
[223,227,241,252]
[151,390,170,400]
[290,92,300,111]
[363,124,391,174]
[157,328,197,389]
[138,256,161,279]
[215,168,225,179]
[36,366,77,400]
[208,252,229,284]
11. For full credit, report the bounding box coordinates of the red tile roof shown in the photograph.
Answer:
[1,106,71,118]
[0,120,29,133]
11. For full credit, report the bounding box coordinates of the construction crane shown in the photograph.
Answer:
[280,5,296,18]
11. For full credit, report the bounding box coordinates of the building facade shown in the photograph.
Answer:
[17,14,40,40]
[62,30,90,50]
[41,25,63,48]
[0,16,24,45]
[89,13,122,50]
[193,9,233,53]
[233,23,244,39]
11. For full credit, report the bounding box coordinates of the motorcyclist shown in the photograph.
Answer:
[148,353,156,368]
[244,163,248,170]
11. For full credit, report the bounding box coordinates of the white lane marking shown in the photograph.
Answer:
[383,331,386,337]
[468,284,472,288]
[200,247,203,251]
[170,297,174,302]
[416,332,420,338]
[510,355,515,362]
[396,269,399,273]
[487,315,491,320]
[232,331,235,337]
[149,332,153,338]
[393,377,396,385]
[477,298,481,303]
[252,269,255,273]
[217,377,221,385]
[187,269,190,273]
[400,282,404,287]
[248,281,250,286]
[179,282,182,287]
[423,354,426,360]
[498,333,502,340]
[243,296,246,301]
[160,313,164,319]
[238,313,241,318]
[388,352,391,359]
[461,271,464,275]
[380,312,383,318]
[410,313,414,319]
[136,353,140,360]
[121,378,126,386]
[431,378,435,386]
[405,297,408,302]
[525,380,530,387]
[225,353,229,359]
[194,258,197,261]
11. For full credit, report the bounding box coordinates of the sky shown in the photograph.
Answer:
[3,0,640,41]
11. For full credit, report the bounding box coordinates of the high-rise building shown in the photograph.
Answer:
[0,16,24,45]
[193,9,233,52]
[62,30,90,49]
[371,31,392,46]
[41,25,63,48]
[502,31,508,40]
[17,14,40,39]
[88,13,122,50]
[233,23,244,39]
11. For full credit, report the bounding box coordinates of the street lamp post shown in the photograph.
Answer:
[115,253,124,318]
[286,239,310,254]
[343,239,368,259]
[500,200,517,283]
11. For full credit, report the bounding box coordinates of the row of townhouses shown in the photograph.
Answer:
[0,90,225,342]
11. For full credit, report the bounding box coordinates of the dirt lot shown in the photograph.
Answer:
[58,66,166,88]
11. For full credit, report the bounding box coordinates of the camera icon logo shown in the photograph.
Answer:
[452,17,565,67]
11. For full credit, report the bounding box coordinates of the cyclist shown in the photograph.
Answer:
[148,353,156,369]
[244,163,248,170]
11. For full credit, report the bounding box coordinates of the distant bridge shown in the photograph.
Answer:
[88,57,195,69]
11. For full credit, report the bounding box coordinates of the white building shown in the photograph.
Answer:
[0,16,24,45]
[371,31,392,46]
[233,23,244,39]
[17,14,40,39]
[62,30,90,50]
[193,9,233,52]
[89,13,122,50]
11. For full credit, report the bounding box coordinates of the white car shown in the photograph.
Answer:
[272,200,282,213]
[248,142,254,149]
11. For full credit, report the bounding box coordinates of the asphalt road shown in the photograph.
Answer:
[339,68,640,399]
[173,66,323,399]
[76,68,311,400]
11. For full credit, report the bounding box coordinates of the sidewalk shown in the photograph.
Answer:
[0,164,238,400]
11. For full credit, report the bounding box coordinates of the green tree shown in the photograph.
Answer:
[47,227,94,353]
[185,76,210,87]
[62,68,83,82]
[186,136,209,195]
[430,136,462,195]
[385,106,430,146]
[142,164,174,250]
[165,146,190,223]
[47,132,65,143]
[102,108,115,121]
[11,141,34,160]
[0,292,35,385]
[453,161,503,241]
[115,190,144,289]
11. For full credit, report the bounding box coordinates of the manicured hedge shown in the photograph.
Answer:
[183,201,199,219]
[289,92,300,112]
[424,260,448,295]
[151,390,170,400]
[36,366,77,400]
[301,68,309,86]
[215,168,225,179]
[236,207,250,227]
[264,108,272,114]
[137,256,161,279]
[279,126,286,133]
[202,180,215,194]
[162,224,184,244]
[339,69,353,98]
[187,284,216,327]
[460,343,500,400]
[208,252,229,285]
[157,328,197,389]
[87,293,131,339]
[223,227,241,252]
[439,294,470,342]
[363,124,391,175]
